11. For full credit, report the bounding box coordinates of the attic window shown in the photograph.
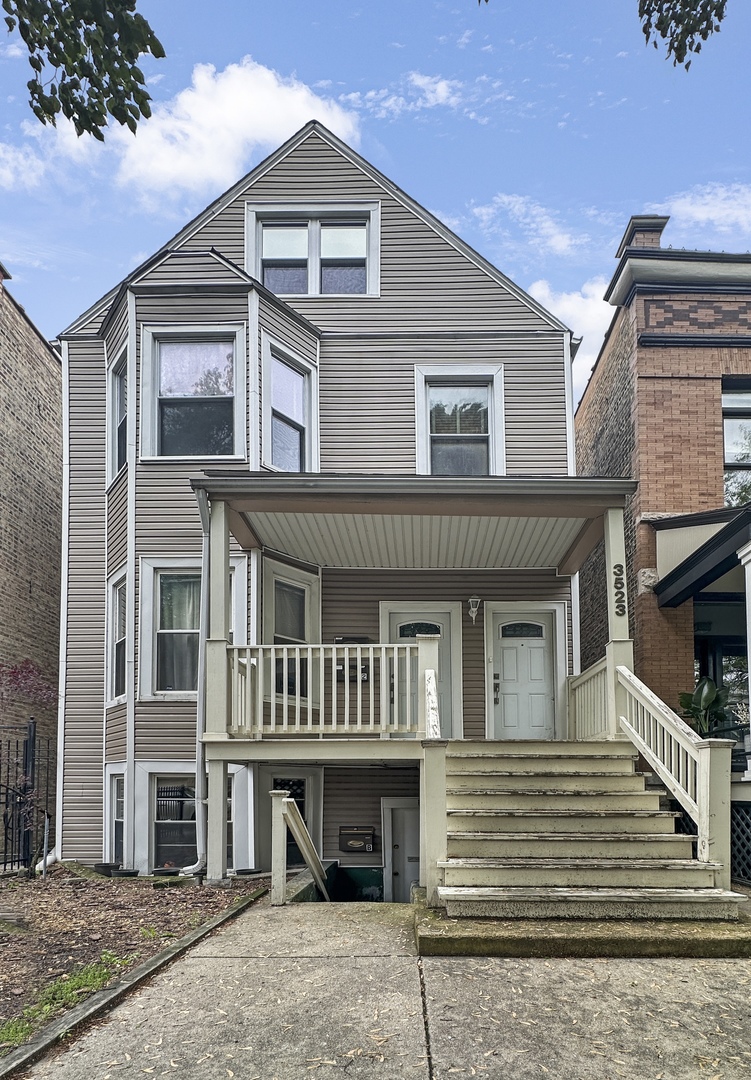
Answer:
[247,202,380,297]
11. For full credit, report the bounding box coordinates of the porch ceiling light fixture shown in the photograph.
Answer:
[468,595,482,624]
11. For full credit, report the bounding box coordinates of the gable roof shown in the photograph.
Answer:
[61,121,569,337]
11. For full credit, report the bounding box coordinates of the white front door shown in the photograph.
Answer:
[382,797,420,903]
[489,612,555,739]
[383,607,458,738]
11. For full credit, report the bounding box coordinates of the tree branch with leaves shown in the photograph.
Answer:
[2,0,164,140]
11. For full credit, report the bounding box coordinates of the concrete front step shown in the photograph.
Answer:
[447,754,636,775]
[439,857,720,889]
[446,809,680,834]
[445,770,648,792]
[437,886,746,921]
[447,739,636,757]
[447,789,661,811]
[447,831,695,860]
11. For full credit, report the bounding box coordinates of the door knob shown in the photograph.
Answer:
[493,673,500,706]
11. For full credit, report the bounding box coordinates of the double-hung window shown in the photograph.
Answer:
[723,383,751,506]
[247,202,380,296]
[140,556,247,699]
[262,333,319,472]
[114,361,127,474]
[141,325,246,460]
[113,578,127,699]
[415,364,505,476]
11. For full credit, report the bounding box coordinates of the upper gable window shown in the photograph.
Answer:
[141,324,246,461]
[415,364,505,476]
[247,202,380,297]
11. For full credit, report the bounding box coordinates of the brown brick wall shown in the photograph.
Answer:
[576,282,751,706]
[0,286,61,741]
[575,307,637,670]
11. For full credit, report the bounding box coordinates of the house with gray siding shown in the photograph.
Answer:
[56,124,744,918]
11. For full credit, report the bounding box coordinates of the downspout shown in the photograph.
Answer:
[182,488,210,876]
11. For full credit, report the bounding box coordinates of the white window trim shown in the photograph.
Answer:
[106,567,128,707]
[245,200,381,297]
[139,555,247,701]
[414,363,505,476]
[140,323,247,462]
[262,557,321,645]
[106,348,128,487]
[104,764,126,864]
[261,331,320,472]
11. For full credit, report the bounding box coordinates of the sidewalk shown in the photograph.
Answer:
[15,899,751,1080]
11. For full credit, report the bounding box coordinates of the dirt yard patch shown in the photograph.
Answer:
[0,862,269,1051]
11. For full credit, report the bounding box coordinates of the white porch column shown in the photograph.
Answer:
[696,740,733,890]
[603,508,634,737]
[416,634,441,735]
[206,758,228,882]
[205,499,231,738]
[270,789,290,905]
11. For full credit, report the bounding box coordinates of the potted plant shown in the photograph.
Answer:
[679,677,749,771]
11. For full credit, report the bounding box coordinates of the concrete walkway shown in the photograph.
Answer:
[16,900,751,1080]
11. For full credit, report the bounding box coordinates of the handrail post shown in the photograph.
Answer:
[206,759,228,882]
[605,639,633,739]
[696,740,733,889]
[270,789,290,905]
[422,739,448,908]
[206,499,231,738]
[417,635,441,735]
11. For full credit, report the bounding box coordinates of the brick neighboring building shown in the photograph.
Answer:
[576,216,751,714]
[0,263,62,740]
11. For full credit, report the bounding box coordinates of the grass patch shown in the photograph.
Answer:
[0,950,129,1055]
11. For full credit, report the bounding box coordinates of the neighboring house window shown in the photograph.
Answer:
[114,360,127,474]
[112,577,127,700]
[139,556,247,699]
[723,386,751,506]
[153,775,232,870]
[415,364,505,476]
[247,202,380,296]
[140,325,246,460]
[262,334,319,472]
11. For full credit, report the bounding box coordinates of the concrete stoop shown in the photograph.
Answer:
[414,905,751,958]
[437,739,747,922]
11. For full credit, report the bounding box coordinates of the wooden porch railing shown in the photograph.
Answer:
[569,654,734,889]
[270,789,330,905]
[227,641,435,739]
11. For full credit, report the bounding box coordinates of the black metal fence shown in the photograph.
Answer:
[0,720,56,872]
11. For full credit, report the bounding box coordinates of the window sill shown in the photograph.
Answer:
[139,455,247,465]
[273,292,379,300]
[105,695,128,709]
[140,692,198,703]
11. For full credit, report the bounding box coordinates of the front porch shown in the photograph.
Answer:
[193,473,742,915]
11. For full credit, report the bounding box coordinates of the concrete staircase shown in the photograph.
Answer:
[436,740,746,920]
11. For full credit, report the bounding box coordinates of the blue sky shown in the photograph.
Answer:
[2,1,751,396]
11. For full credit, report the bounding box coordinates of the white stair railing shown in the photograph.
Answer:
[615,665,734,889]
[568,656,609,740]
[422,664,447,908]
[270,789,330,905]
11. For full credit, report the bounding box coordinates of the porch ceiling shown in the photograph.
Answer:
[193,474,636,572]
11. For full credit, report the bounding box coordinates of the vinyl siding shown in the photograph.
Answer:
[138,250,247,285]
[105,703,127,760]
[135,702,197,759]
[319,334,568,475]
[321,568,572,738]
[186,132,558,334]
[62,338,107,862]
[107,470,127,575]
[104,300,128,363]
[322,766,419,865]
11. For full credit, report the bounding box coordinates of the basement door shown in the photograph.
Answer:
[488,612,555,740]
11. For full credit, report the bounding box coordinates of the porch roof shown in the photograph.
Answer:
[191,473,636,573]
[655,506,751,607]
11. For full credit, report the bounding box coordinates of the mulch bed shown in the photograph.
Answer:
[0,863,269,1031]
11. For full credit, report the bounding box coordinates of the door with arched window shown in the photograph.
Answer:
[489,612,555,739]
[379,604,462,738]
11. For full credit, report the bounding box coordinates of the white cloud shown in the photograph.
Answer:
[473,193,586,257]
[0,42,24,59]
[0,141,45,190]
[528,276,612,402]
[341,71,463,119]
[652,183,751,236]
[113,57,360,198]
[457,30,473,49]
